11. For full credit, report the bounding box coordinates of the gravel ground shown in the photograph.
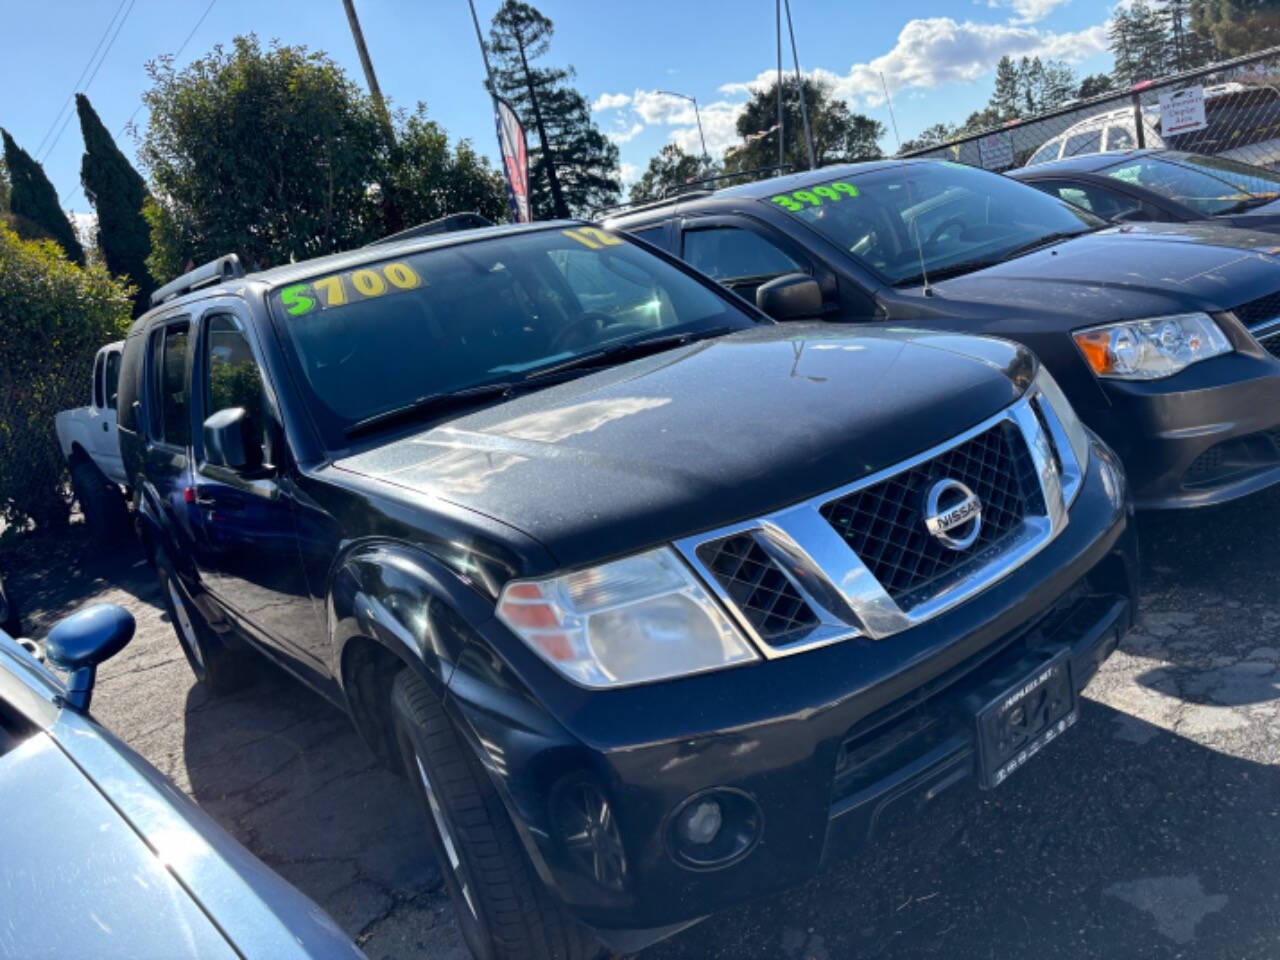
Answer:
[4,487,1279,959]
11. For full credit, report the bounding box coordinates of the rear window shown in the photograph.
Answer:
[270,228,757,447]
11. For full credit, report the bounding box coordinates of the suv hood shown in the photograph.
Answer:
[933,222,1280,318]
[334,325,1033,570]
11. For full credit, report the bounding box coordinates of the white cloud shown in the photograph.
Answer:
[620,162,639,185]
[723,17,1108,109]
[608,122,645,144]
[70,211,97,249]
[988,0,1072,24]
[592,92,631,112]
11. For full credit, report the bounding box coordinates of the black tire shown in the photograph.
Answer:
[0,576,20,638]
[154,547,244,694]
[69,457,129,546]
[390,668,603,960]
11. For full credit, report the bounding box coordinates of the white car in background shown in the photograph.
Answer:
[55,340,130,543]
[1026,82,1280,169]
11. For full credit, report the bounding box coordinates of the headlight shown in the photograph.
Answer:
[1031,365,1090,504]
[496,547,758,688]
[1072,313,1230,380]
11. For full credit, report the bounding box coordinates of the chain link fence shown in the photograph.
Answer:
[901,46,1280,173]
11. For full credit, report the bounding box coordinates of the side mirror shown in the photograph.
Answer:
[203,407,263,473]
[44,604,135,711]
[756,273,824,322]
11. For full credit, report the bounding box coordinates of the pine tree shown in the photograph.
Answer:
[1129,0,1171,82]
[1109,7,1140,88]
[1,129,84,264]
[488,1,619,218]
[989,56,1021,120]
[1042,60,1078,110]
[76,94,154,314]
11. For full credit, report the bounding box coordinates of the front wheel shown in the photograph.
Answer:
[69,458,129,546]
[154,547,243,694]
[390,668,603,960]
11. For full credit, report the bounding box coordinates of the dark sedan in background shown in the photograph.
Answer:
[1010,150,1280,231]
[0,603,365,959]
[607,159,1280,509]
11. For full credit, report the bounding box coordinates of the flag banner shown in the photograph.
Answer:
[494,97,531,223]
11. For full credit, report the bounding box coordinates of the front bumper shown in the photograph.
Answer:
[445,438,1136,950]
[1086,346,1280,509]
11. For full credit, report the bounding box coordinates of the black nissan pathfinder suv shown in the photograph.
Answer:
[116,220,1137,958]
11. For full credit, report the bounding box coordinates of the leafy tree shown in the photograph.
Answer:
[1041,60,1078,110]
[488,1,620,218]
[1166,0,1220,68]
[0,223,131,530]
[989,56,1021,120]
[0,158,8,212]
[1,129,84,264]
[76,94,155,315]
[629,144,714,202]
[725,77,884,173]
[1190,0,1280,56]
[140,35,387,280]
[899,122,958,154]
[959,106,1003,135]
[1111,1,1171,86]
[1077,73,1116,99]
[389,106,509,224]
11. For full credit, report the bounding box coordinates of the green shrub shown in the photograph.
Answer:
[0,223,131,531]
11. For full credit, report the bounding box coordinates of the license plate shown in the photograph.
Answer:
[975,650,1078,789]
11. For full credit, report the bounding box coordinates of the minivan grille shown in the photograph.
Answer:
[696,534,818,644]
[1234,290,1280,330]
[819,421,1045,607]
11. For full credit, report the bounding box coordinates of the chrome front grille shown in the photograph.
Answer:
[675,392,1076,658]
[819,420,1045,608]
[1237,290,1280,357]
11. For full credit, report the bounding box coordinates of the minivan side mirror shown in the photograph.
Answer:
[756,273,824,322]
[203,407,264,473]
[45,604,135,711]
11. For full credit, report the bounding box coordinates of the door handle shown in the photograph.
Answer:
[102,422,109,432]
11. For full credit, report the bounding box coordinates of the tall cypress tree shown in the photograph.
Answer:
[76,94,155,314]
[1,129,84,264]
[488,1,619,218]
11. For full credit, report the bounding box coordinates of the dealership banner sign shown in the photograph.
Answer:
[495,98,531,223]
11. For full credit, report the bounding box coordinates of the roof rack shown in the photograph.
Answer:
[369,212,495,246]
[150,254,245,308]
[593,164,796,220]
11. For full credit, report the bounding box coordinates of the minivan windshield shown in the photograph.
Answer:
[270,227,758,445]
[763,162,1102,286]
[1099,153,1280,215]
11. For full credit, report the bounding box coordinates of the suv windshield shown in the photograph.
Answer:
[270,227,758,445]
[1100,153,1280,215]
[764,162,1100,286]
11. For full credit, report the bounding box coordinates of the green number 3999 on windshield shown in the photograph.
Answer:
[770,182,860,212]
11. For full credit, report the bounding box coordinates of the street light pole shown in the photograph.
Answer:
[657,90,708,166]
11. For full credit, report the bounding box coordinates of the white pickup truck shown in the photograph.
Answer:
[55,341,130,543]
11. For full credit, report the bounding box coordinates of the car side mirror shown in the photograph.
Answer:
[756,273,824,322]
[203,407,264,473]
[44,604,135,711]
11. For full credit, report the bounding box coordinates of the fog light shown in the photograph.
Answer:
[678,799,723,846]
[666,788,762,870]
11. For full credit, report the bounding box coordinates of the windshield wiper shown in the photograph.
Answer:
[343,381,516,439]
[1217,194,1276,215]
[1000,230,1086,259]
[894,230,1088,288]
[523,327,735,381]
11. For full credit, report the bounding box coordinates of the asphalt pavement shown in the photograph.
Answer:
[4,487,1279,959]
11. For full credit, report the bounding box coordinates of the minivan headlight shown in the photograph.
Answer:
[1072,313,1230,380]
[496,547,758,688]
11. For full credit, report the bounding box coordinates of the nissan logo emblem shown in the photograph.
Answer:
[924,478,983,550]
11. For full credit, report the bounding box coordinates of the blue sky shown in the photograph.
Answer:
[1,0,1116,225]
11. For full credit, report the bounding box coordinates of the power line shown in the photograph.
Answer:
[33,0,129,159]
[61,0,218,207]
[40,0,136,167]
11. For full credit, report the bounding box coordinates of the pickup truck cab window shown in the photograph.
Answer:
[93,351,106,409]
[104,349,121,410]
[153,322,192,448]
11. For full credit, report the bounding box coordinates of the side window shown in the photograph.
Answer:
[1027,140,1062,166]
[1062,130,1103,157]
[104,350,121,410]
[204,315,272,461]
[155,322,191,447]
[682,227,803,282]
[628,224,670,252]
[1104,125,1136,151]
[93,352,105,409]
[1039,178,1144,221]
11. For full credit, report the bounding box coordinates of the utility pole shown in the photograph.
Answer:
[657,91,709,168]
[784,0,816,169]
[776,0,784,170]
[341,0,401,230]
